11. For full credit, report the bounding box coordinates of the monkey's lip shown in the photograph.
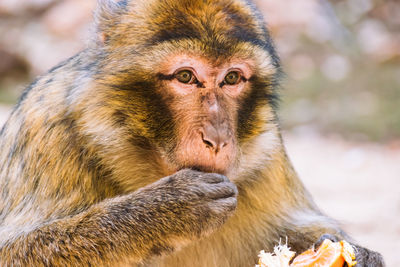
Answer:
[177,164,229,175]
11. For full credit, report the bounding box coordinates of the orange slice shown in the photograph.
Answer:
[291,239,344,267]
[257,239,357,267]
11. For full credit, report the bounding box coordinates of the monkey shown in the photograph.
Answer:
[0,0,385,266]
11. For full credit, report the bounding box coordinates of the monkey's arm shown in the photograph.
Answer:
[261,154,386,266]
[0,170,237,266]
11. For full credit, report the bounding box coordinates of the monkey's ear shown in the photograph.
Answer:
[95,0,128,43]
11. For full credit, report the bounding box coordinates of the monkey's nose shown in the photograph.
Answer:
[201,123,229,153]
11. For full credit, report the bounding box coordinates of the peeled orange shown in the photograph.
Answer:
[257,239,357,267]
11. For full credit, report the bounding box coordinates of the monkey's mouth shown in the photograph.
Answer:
[170,132,237,176]
[184,164,227,175]
[174,147,236,176]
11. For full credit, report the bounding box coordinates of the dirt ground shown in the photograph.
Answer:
[0,106,398,266]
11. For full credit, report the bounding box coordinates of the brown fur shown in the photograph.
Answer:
[0,0,384,266]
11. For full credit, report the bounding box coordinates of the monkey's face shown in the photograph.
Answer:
[94,0,281,178]
[156,53,255,174]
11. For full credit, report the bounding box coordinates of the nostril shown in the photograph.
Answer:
[201,132,216,148]
[203,139,214,148]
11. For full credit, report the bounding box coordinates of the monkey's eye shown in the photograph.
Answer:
[224,71,241,85]
[175,70,194,84]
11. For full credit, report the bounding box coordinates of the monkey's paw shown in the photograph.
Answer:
[140,169,238,238]
[315,234,385,267]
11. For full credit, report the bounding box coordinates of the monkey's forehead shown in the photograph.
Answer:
[115,0,276,57]
[145,1,265,44]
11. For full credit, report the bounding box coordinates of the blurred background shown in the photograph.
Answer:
[0,0,399,265]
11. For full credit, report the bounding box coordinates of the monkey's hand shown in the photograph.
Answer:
[134,169,238,239]
[315,234,385,267]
